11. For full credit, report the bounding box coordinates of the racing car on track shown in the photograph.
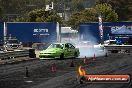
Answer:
[39,43,80,59]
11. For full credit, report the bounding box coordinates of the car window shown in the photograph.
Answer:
[65,44,69,48]
[48,44,64,49]
[8,40,19,43]
[68,43,75,49]
[61,44,64,49]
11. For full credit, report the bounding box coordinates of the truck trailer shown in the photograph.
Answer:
[0,22,4,47]
[79,22,132,44]
[6,22,60,48]
[79,22,132,53]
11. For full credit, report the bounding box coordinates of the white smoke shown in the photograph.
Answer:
[78,34,105,58]
[78,45,105,58]
[61,32,106,58]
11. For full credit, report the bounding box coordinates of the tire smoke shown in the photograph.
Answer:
[61,32,106,58]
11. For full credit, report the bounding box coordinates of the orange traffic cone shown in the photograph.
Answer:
[93,53,96,63]
[51,63,56,72]
[84,56,87,65]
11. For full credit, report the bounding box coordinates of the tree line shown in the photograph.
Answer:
[0,0,132,29]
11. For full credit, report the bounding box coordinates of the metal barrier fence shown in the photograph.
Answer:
[0,50,29,60]
[0,48,36,61]
[104,45,132,53]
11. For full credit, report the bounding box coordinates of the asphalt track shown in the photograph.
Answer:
[0,53,132,88]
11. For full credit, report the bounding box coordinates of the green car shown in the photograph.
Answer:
[39,43,80,59]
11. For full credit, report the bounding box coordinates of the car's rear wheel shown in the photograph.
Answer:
[60,53,64,59]
[74,52,78,58]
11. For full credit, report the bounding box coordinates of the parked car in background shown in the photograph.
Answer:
[4,37,22,51]
[104,40,117,45]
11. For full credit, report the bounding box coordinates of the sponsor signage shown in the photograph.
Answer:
[111,25,132,34]
[33,28,50,36]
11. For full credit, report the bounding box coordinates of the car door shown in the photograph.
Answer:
[64,43,71,58]
[67,43,76,57]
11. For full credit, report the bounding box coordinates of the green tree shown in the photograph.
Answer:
[0,6,3,19]
[0,0,47,14]
[68,8,97,29]
[96,0,109,4]
[14,8,62,23]
[68,3,118,29]
[95,3,118,22]
[67,12,81,29]
[108,0,132,21]
[0,0,48,21]
[71,0,85,12]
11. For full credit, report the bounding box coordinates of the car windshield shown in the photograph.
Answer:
[48,44,64,49]
[8,40,19,43]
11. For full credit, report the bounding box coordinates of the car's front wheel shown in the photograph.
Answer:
[60,53,64,59]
